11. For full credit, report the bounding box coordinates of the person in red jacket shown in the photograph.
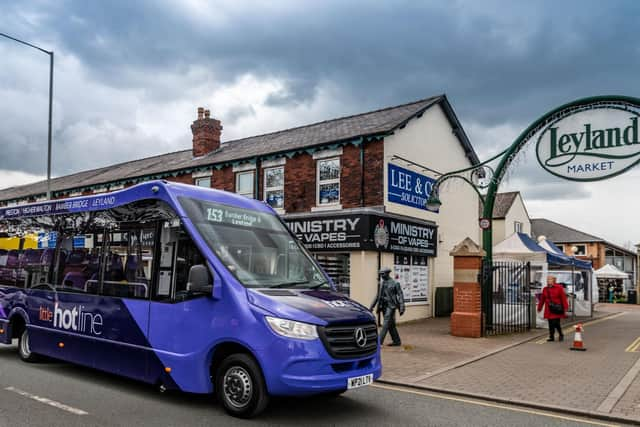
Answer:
[537,274,569,342]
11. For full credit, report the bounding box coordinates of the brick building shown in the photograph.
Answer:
[0,95,481,321]
[532,218,637,297]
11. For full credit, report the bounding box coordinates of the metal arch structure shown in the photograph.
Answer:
[428,95,640,334]
[427,149,506,209]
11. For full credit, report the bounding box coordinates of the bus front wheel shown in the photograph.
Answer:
[18,329,39,363]
[215,354,269,418]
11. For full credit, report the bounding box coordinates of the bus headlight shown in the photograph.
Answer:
[265,316,319,340]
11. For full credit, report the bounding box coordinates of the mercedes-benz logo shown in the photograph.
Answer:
[354,328,367,348]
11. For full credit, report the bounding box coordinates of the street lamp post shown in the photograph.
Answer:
[0,32,54,199]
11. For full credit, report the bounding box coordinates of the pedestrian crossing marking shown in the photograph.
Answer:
[534,312,626,344]
[625,337,640,353]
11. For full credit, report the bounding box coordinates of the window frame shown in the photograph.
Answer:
[316,157,341,207]
[263,166,285,212]
[194,176,211,188]
[235,171,255,198]
[573,244,586,255]
[514,221,523,233]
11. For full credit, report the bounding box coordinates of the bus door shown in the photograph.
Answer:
[148,222,214,390]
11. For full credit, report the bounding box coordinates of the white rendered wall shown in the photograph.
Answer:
[383,104,480,321]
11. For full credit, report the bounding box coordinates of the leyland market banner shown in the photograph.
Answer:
[536,100,640,181]
[286,213,437,256]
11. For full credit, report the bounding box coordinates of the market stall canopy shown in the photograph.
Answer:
[537,237,592,269]
[493,232,548,264]
[594,264,629,279]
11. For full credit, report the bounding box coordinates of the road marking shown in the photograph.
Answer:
[371,384,619,427]
[596,356,640,413]
[625,337,640,353]
[5,386,88,415]
[535,312,627,344]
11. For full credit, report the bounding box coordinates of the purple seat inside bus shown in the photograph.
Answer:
[125,255,148,297]
[105,253,124,282]
[5,250,20,268]
[23,249,42,265]
[66,250,86,265]
[40,249,54,265]
[62,271,87,290]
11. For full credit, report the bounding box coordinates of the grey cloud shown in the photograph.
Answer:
[225,104,257,125]
[8,0,639,120]
[519,182,591,201]
[2,0,640,177]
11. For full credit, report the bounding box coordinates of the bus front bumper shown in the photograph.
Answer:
[255,337,382,396]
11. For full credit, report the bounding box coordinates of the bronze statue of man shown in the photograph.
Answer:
[370,267,405,346]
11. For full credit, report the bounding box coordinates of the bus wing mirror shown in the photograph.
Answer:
[187,264,214,295]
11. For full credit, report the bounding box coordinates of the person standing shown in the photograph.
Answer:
[537,275,569,342]
[370,267,405,346]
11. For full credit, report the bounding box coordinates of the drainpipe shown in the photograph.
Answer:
[254,157,260,200]
[360,144,365,206]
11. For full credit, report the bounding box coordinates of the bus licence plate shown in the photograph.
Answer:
[347,373,373,389]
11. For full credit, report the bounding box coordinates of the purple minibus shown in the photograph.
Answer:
[0,181,381,417]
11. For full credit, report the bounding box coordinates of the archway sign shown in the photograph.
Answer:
[427,95,640,332]
[484,95,640,329]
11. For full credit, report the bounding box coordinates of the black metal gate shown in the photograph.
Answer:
[483,261,532,335]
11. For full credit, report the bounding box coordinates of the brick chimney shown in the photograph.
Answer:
[191,107,223,157]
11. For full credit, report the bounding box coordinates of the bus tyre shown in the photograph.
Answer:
[18,329,39,363]
[216,354,269,418]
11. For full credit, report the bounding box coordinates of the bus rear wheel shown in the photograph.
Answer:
[18,329,39,363]
[215,354,269,418]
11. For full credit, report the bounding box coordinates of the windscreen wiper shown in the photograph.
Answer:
[270,281,309,288]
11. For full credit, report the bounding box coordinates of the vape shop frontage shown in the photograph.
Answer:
[285,209,438,322]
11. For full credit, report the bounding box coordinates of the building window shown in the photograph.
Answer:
[236,171,255,198]
[314,253,350,296]
[556,244,564,253]
[573,244,586,255]
[195,177,211,188]
[514,221,523,233]
[317,158,340,206]
[264,167,284,210]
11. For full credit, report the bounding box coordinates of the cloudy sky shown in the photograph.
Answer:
[1,0,639,247]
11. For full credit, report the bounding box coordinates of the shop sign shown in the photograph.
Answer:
[536,103,640,181]
[370,216,437,256]
[286,215,368,252]
[286,213,438,256]
[387,164,437,211]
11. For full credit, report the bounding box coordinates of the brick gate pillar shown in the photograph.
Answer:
[449,238,485,338]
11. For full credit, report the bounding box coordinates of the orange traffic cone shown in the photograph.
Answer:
[570,323,586,351]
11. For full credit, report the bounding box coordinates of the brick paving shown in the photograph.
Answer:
[379,317,542,384]
[379,304,640,422]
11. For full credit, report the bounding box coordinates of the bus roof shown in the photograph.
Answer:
[0,180,275,221]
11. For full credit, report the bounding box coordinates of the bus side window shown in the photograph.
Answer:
[100,226,155,299]
[52,229,104,295]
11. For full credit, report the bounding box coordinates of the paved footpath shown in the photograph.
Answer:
[379,304,640,423]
